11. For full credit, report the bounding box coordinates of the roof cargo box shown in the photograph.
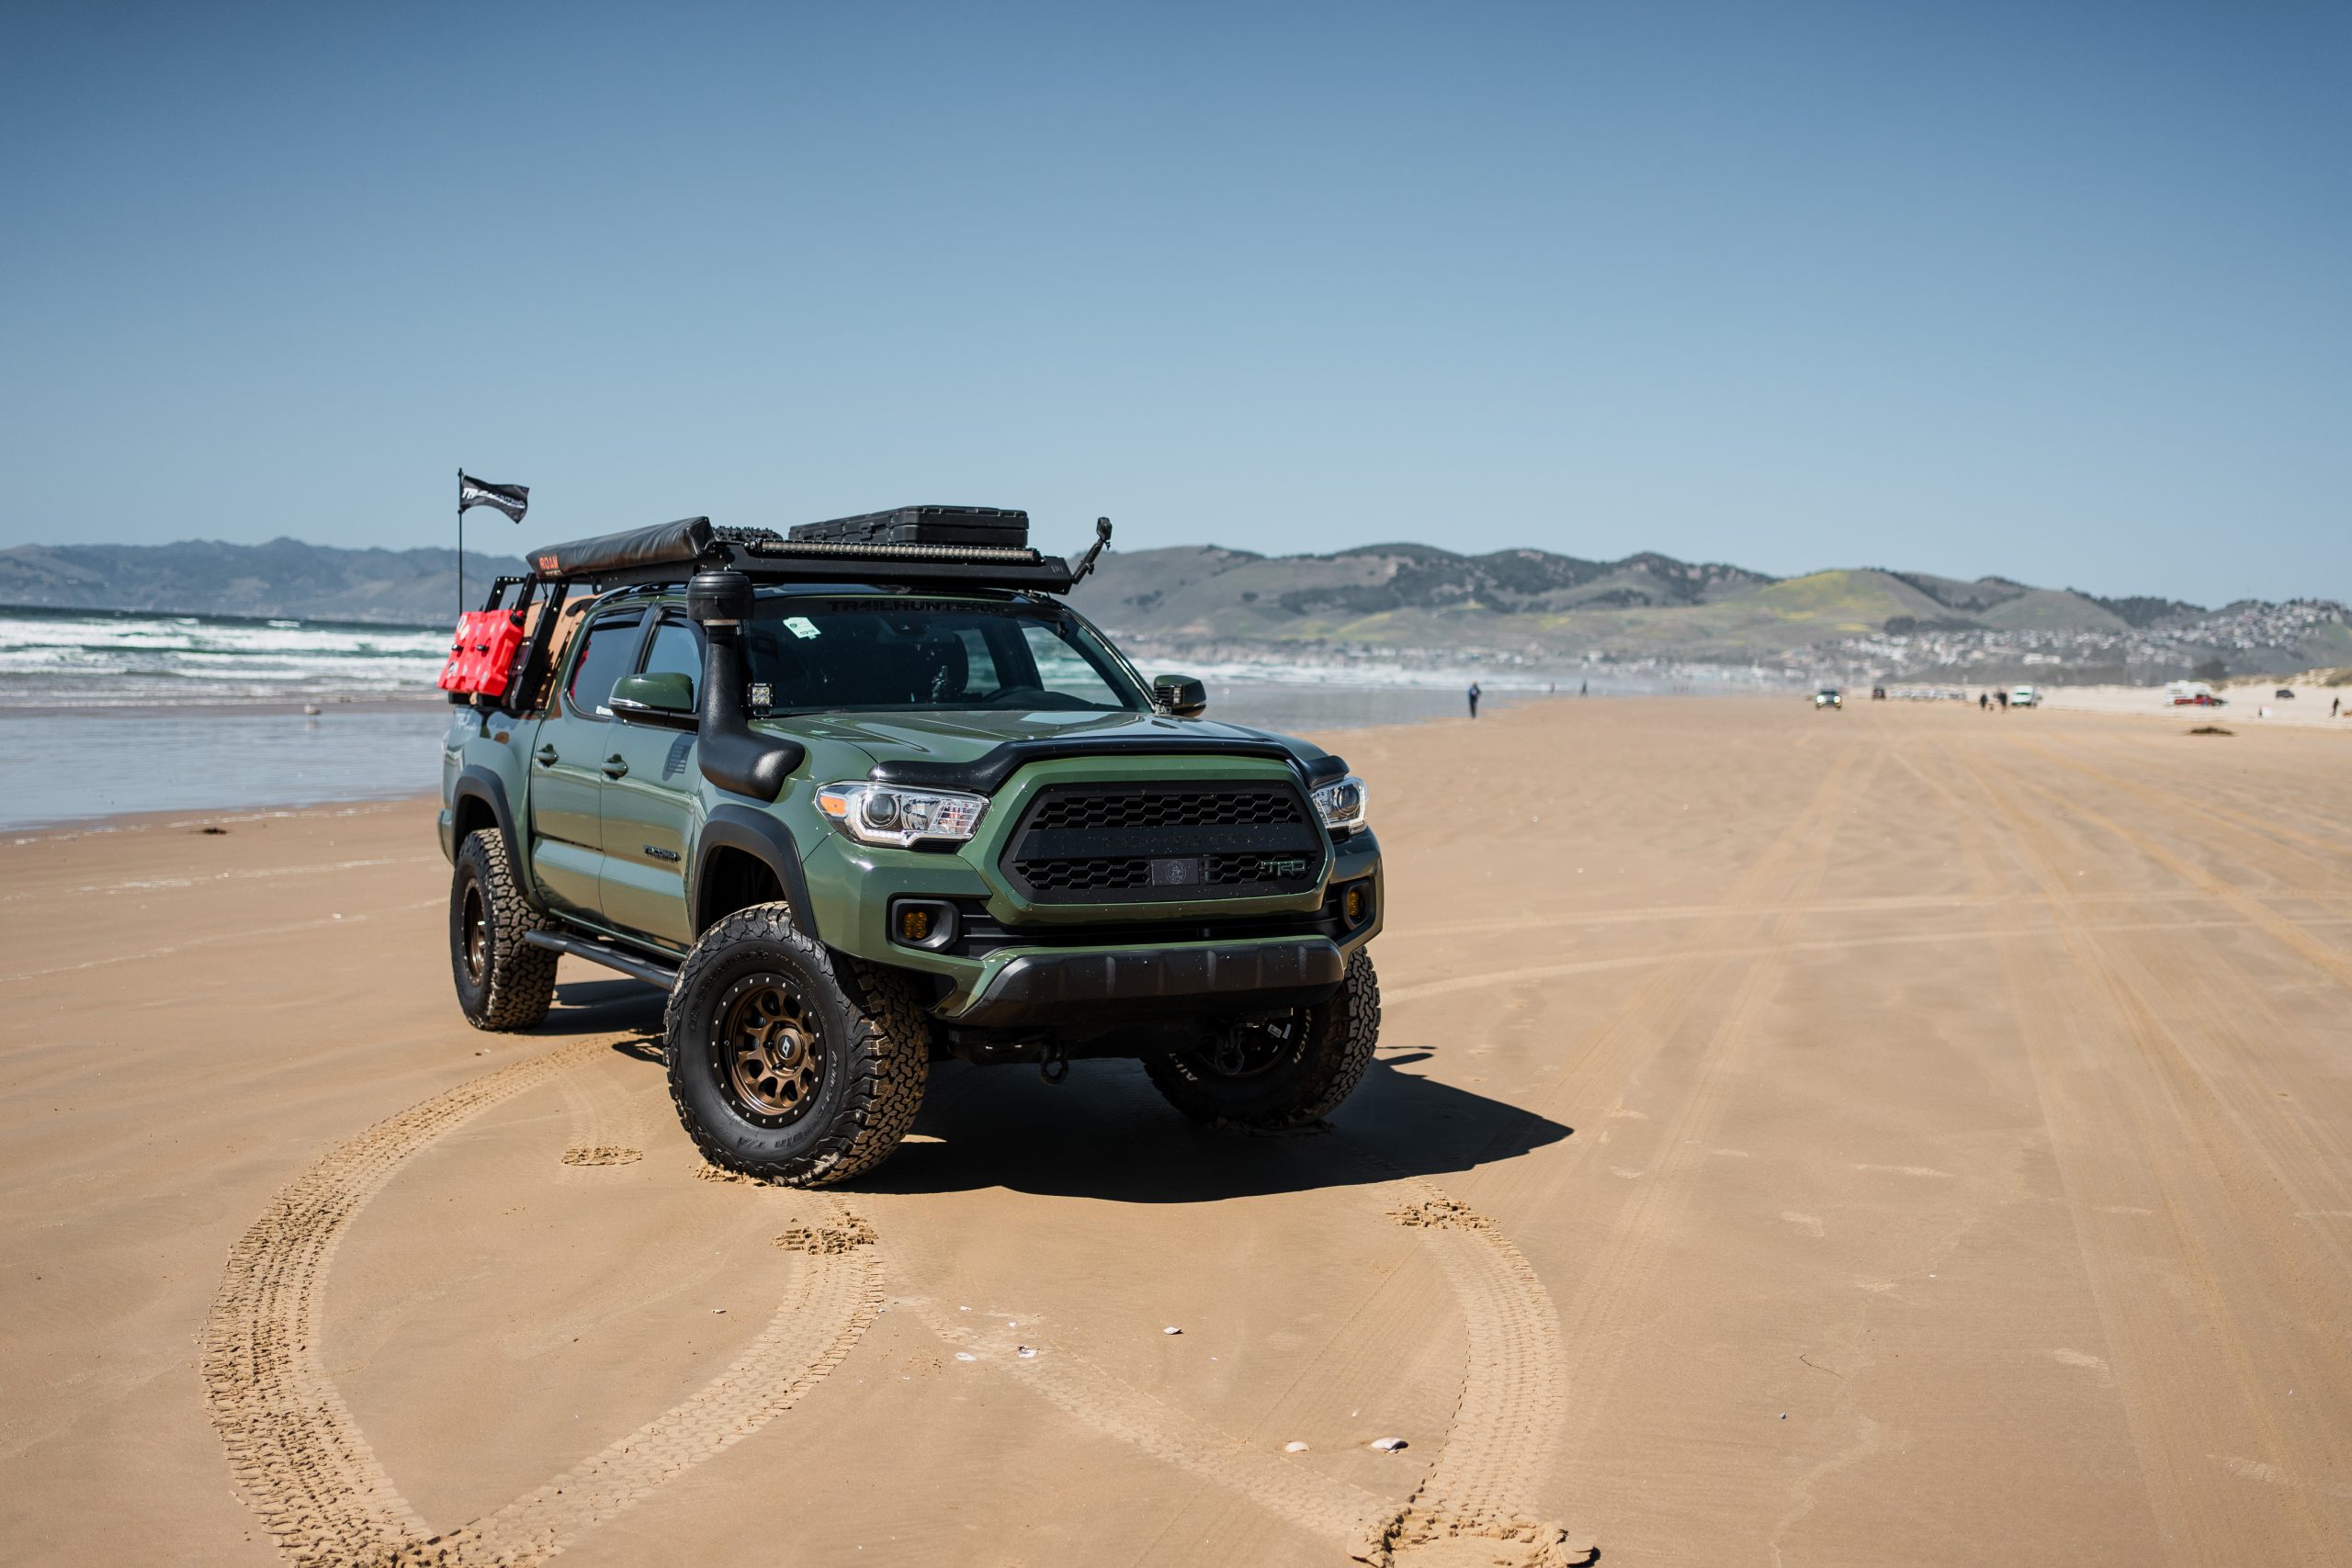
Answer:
[788,505,1029,549]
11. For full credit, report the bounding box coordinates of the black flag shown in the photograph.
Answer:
[458,473,529,523]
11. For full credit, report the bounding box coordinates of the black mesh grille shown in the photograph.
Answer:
[1004,779,1327,905]
[1019,857,1152,893]
[1026,790,1304,832]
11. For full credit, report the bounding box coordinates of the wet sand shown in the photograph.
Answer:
[3,698,2348,1566]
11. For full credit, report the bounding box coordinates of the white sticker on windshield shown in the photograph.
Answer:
[784,616,820,639]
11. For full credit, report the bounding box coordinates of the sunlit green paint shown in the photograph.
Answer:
[437,584,1382,1017]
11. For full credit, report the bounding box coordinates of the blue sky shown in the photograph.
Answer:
[2,2,2344,604]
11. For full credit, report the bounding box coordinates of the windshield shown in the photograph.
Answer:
[742,594,1152,716]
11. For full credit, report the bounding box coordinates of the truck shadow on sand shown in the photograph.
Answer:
[544,977,1571,1202]
[870,1050,1571,1203]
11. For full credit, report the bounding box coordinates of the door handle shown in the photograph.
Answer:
[601,754,630,779]
[534,744,559,766]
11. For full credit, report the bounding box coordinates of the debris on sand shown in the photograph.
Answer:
[1283,1440,1310,1452]
[2188,725,2233,736]
[1016,1346,1037,1359]
[1163,1325,1182,1336]
[1388,1197,1494,1231]
[775,1215,876,1254]
[1370,1436,1409,1452]
[1366,1506,1596,1567]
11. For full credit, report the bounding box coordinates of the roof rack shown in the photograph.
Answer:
[520,513,1107,594]
[460,513,1109,715]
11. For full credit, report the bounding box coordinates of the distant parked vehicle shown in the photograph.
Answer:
[2010,685,2041,708]
[1815,687,1842,709]
[2166,681,2227,707]
[2276,688,2296,699]
[1871,686,1887,700]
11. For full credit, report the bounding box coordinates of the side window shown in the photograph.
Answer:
[640,618,703,703]
[1019,623,1121,705]
[565,615,644,719]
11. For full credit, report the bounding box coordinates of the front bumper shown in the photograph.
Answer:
[949,937,1344,1029]
[799,763,1383,1019]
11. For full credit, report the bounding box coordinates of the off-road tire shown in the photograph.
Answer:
[1145,948,1382,1129]
[449,828,559,1031]
[664,904,930,1187]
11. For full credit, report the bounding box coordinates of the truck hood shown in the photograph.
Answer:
[764,707,1329,778]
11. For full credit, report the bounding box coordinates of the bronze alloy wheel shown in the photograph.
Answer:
[461,882,489,985]
[712,972,826,1127]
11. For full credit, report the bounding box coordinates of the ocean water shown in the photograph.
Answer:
[0,606,1553,830]
[0,605,447,708]
[1,709,459,833]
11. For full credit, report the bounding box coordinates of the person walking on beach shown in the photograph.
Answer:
[1996,688,2008,710]
[2334,695,2341,718]
[1467,682,1481,718]
[1980,692,1989,711]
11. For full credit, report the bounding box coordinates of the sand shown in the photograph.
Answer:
[2040,676,2352,728]
[3,697,2348,1566]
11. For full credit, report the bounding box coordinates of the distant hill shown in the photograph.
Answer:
[1067,543,2350,681]
[1069,547,2117,659]
[0,537,526,625]
[4,533,2344,682]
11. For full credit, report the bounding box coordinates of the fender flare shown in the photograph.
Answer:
[451,765,530,873]
[693,804,820,940]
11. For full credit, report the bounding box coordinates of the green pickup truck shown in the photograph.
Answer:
[438,509,1383,1186]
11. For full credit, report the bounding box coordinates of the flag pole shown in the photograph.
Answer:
[457,468,464,622]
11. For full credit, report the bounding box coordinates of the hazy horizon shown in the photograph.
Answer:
[3,4,2346,604]
[4,528,2335,616]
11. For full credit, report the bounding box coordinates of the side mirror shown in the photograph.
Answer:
[609,671,696,727]
[1152,674,1208,718]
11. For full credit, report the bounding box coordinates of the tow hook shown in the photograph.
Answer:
[1039,1041,1069,1085]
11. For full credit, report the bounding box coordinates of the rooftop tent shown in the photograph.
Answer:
[527,517,715,581]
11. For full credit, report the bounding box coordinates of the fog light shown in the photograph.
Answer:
[889,898,957,951]
[1342,883,1373,928]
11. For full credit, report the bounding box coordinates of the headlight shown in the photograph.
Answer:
[814,782,989,848]
[1312,773,1369,831]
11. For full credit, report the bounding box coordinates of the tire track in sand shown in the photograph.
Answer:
[202,1042,880,1567]
[1938,738,2352,1562]
[1340,736,1883,1558]
[1432,743,1884,1496]
[2003,737,2352,992]
[1364,1178,1586,1567]
[899,1163,1588,1565]
[554,1048,657,1176]
[924,1302,1400,1553]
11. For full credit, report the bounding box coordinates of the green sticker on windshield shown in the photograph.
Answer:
[784,615,820,639]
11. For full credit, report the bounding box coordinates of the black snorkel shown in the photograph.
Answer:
[688,568,804,801]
